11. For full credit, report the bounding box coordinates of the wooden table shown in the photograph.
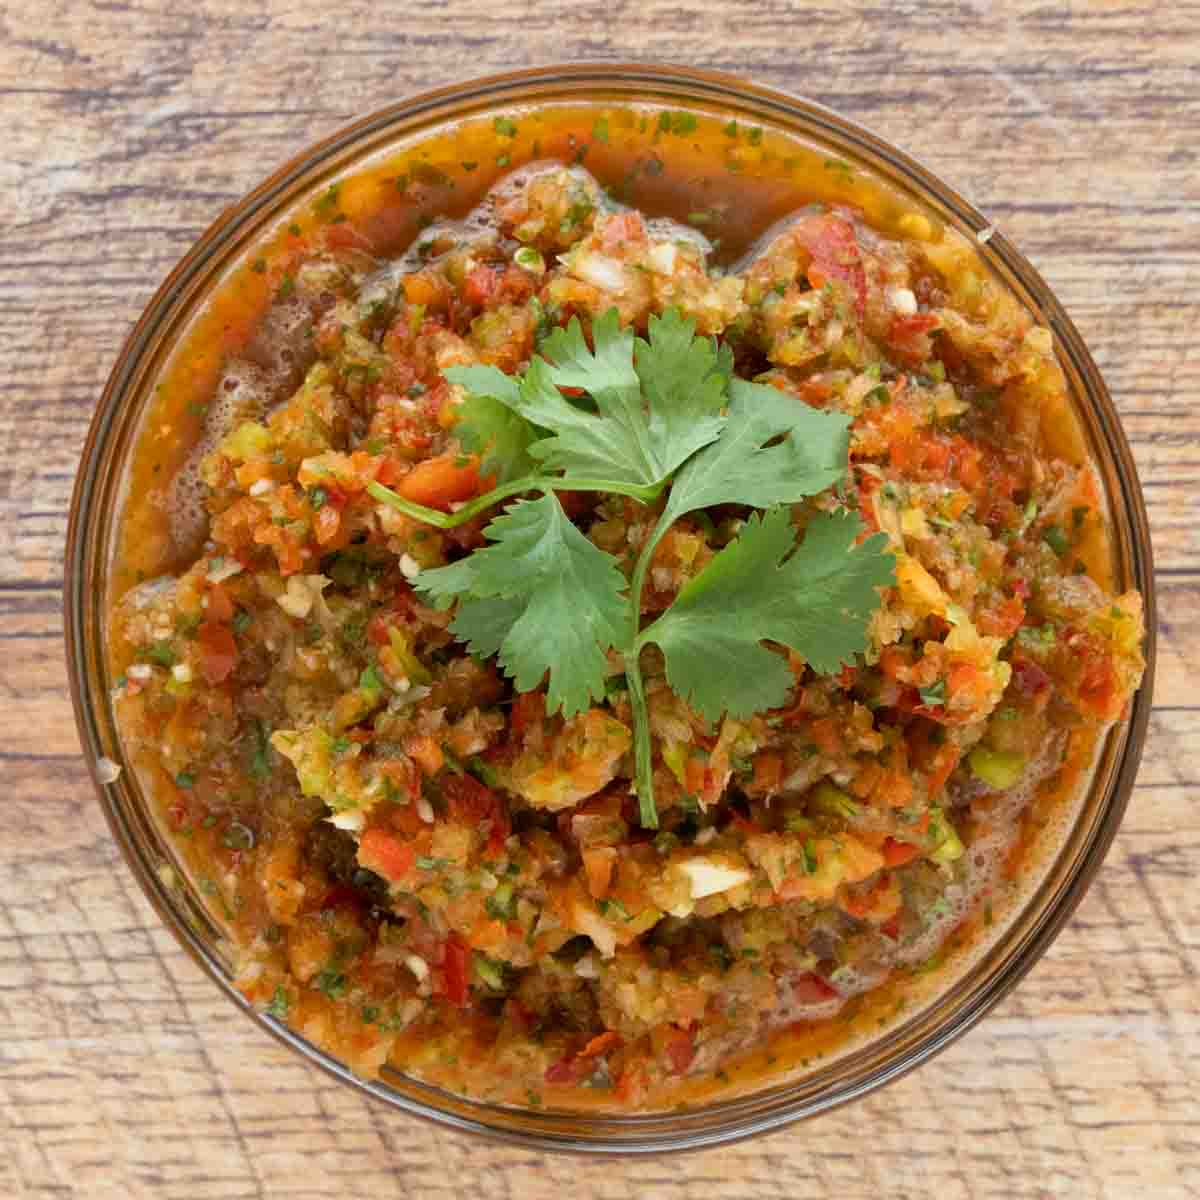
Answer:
[3,3,1197,1196]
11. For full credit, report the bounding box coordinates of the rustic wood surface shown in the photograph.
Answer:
[2,1,1197,1196]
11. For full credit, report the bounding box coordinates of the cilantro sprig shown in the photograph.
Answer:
[370,308,894,827]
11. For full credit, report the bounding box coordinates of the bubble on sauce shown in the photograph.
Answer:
[884,730,1070,974]
[167,359,268,557]
[164,287,334,560]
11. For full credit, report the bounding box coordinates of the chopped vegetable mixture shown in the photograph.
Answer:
[111,121,1144,1110]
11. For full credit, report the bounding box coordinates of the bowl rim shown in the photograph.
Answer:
[65,61,1156,1154]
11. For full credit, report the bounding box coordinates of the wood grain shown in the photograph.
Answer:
[1,2,1197,1196]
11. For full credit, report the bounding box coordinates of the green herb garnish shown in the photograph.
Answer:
[1043,524,1070,556]
[369,308,894,828]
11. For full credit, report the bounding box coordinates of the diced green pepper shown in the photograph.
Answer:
[219,421,273,462]
[968,747,1026,790]
[928,809,964,866]
[473,953,506,990]
[661,741,688,788]
[386,627,432,686]
[809,780,859,821]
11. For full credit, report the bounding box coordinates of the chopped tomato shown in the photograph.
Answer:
[313,503,342,545]
[544,1054,589,1085]
[442,772,495,823]
[206,583,234,623]
[359,829,415,882]
[751,752,783,793]
[882,837,921,867]
[511,691,545,738]
[793,972,838,1004]
[401,271,444,308]
[977,593,1025,639]
[461,266,498,307]
[399,453,486,510]
[793,213,867,317]
[1078,652,1119,719]
[662,1026,695,1075]
[408,735,444,777]
[579,1031,622,1059]
[379,758,420,803]
[600,210,645,251]
[197,621,237,685]
[441,935,470,1008]
[581,847,616,899]
[811,717,842,756]
[889,312,940,342]
[1011,656,1051,697]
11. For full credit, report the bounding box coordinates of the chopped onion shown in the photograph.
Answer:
[646,242,677,274]
[678,857,752,899]
[206,557,244,583]
[887,286,918,316]
[572,904,617,958]
[573,251,628,293]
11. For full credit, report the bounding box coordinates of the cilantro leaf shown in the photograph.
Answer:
[638,507,895,723]
[414,492,628,716]
[661,378,850,523]
[516,309,727,488]
[449,595,523,659]
[443,365,539,483]
[635,309,732,479]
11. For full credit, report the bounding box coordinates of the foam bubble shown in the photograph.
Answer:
[167,359,268,557]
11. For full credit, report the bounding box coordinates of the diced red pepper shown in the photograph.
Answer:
[197,621,237,685]
[889,312,940,342]
[399,453,486,511]
[442,934,470,1008]
[579,1031,622,1060]
[662,1025,695,1075]
[1078,653,1118,719]
[751,752,783,793]
[206,583,234,623]
[600,211,645,251]
[882,837,921,867]
[793,213,867,317]
[442,772,494,822]
[511,691,545,739]
[793,971,838,1004]
[461,266,498,307]
[1011,656,1051,697]
[358,829,416,882]
[544,1054,589,1085]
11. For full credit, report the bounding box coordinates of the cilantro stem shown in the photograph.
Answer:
[367,476,659,530]
[367,478,536,529]
[625,507,681,828]
[625,661,656,827]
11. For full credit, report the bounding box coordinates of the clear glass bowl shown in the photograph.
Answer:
[65,63,1155,1153]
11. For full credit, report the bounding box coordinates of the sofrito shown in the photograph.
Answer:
[110,121,1144,1110]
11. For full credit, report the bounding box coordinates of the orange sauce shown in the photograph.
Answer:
[108,100,1118,1111]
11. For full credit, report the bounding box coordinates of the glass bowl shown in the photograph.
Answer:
[65,63,1155,1153]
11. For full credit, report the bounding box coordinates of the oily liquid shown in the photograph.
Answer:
[109,100,1111,1112]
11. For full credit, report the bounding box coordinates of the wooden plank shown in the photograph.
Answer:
[1,1,1197,1196]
